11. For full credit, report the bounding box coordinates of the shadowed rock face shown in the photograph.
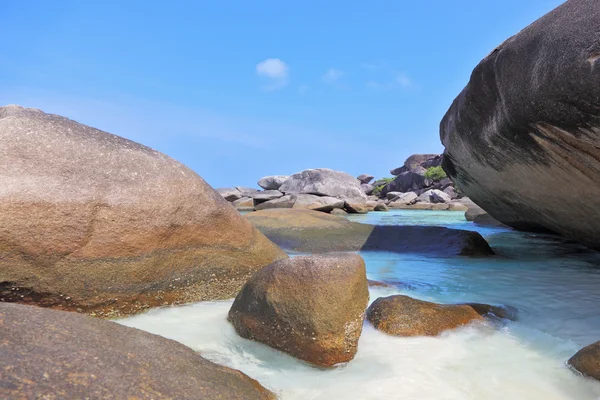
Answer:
[245,209,494,256]
[568,341,600,381]
[0,105,287,317]
[440,0,600,249]
[228,253,369,367]
[0,302,275,400]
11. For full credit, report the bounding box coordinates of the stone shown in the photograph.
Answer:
[465,303,518,321]
[233,197,254,209]
[366,295,484,337]
[391,154,440,175]
[357,174,375,184]
[388,192,418,206]
[258,175,289,190]
[344,202,369,214]
[252,190,284,202]
[0,105,287,317]
[0,302,275,400]
[381,168,432,196]
[246,209,494,256]
[568,341,600,381]
[294,194,345,212]
[217,187,242,202]
[235,186,260,198]
[430,189,452,203]
[440,0,600,249]
[361,183,375,195]
[330,208,348,216]
[279,168,367,202]
[374,203,388,212]
[228,254,369,367]
[443,186,458,199]
[255,195,296,210]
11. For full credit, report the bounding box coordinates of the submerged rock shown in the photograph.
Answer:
[0,302,275,399]
[465,303,518,321]
[440,0,600,249]
[258,175,289,190]
[367,295,484,337]
[0,105,287,316]
[279,168,367,203]
[228,253,369,367]
[246,209,494,256]
[568,341,600,381]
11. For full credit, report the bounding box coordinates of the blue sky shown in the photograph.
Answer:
[1,0,564,188]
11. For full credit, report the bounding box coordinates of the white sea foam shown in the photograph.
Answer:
[119,288,600,400]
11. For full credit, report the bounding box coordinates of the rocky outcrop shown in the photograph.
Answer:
[381,167,432,197]
[279,168,367,203]
[366,295,484,336]
[257,175,289,190]
[0,105,287,317]
[255,194,344,212]
[228,254,369,367]
[0,302,275,399]
[357,174,374,184]
[390,154,440,175]
[440,0,600,248]
[568,341,600,381]
[246,209,494,256]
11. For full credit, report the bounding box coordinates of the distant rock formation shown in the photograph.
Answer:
[0,105,286,317]
[440,0,600,249]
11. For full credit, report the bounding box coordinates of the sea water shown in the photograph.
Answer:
[119,210,600,399]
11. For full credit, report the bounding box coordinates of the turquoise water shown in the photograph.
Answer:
[120,210,600,399]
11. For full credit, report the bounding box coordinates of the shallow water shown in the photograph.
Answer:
[120,210,600,399]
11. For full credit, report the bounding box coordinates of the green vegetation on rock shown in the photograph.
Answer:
[372,177,394,196]
[424,166,447,181]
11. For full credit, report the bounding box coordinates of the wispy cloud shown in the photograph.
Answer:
[322,68,343,84]
[256,58,289,91]
[362,62,412,91]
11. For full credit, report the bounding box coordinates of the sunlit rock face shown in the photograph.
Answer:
[440,0,600,249]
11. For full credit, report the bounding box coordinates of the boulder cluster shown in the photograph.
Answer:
[218,154,469,214]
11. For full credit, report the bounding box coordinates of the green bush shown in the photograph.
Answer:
[371,177,394,197]
[424,166,447,181]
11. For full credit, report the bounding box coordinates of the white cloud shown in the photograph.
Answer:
[322,68,343,84]
[256,58,289,91]
[256,58,288,79]
[396,73,411,87]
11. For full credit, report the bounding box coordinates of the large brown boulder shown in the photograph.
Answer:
[246,209,494,256]
[568,341,600,381]
[440,0,600,249]
[228,253,369,367]
[366,295,484,336]
[0,302,275,400]
[0,105,287,317]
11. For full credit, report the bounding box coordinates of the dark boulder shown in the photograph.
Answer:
[381,167,433,197]
[246,209,494,256]
[228,254,369,367]
[440,0,600,248]
[0,302,275,399]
